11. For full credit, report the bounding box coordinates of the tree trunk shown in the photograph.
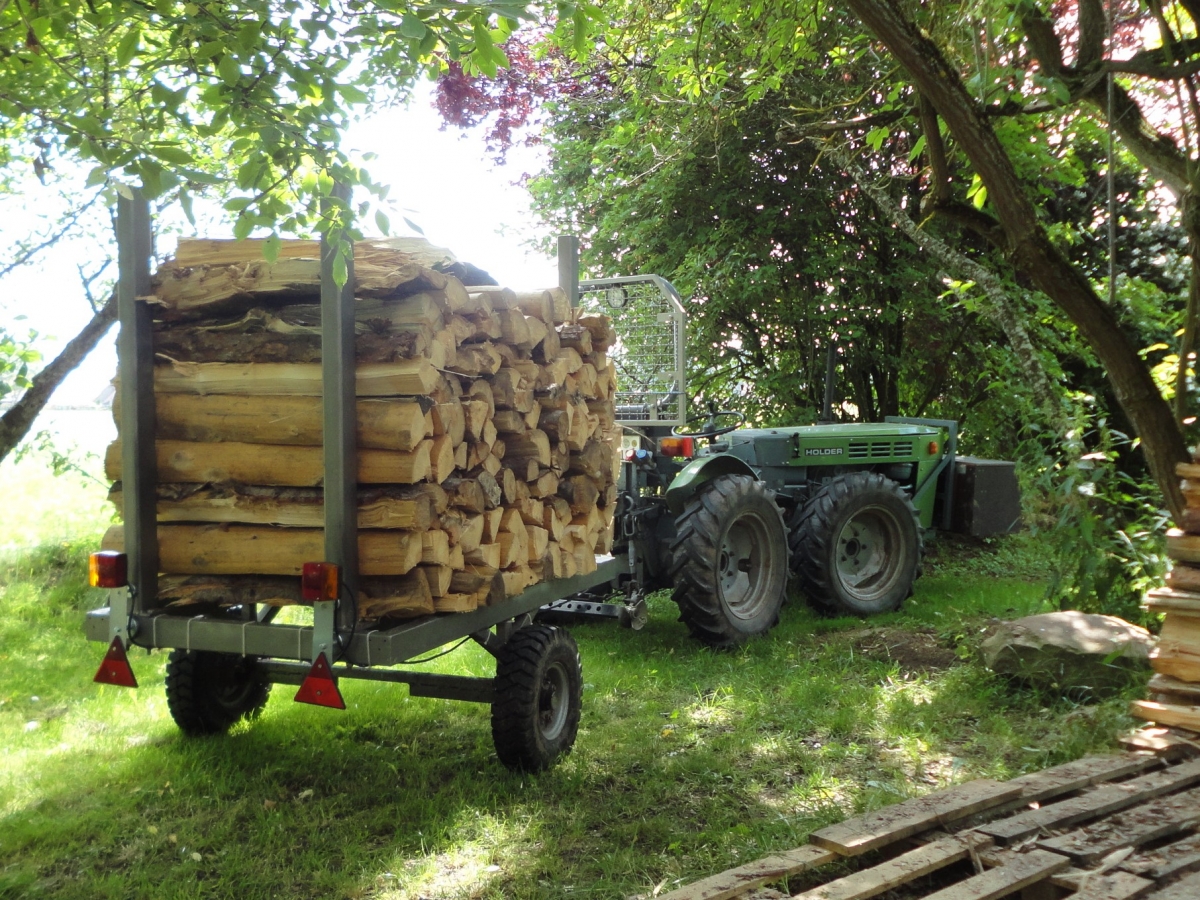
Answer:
[845,0,1188,518]
[0,294,117,464]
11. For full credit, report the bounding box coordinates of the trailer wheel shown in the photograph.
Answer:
[669,474,788,648]
[791,472,922,616]
[165,650,271,736]
[491,625,582,772]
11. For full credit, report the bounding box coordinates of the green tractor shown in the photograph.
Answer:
[549,274,1020,647]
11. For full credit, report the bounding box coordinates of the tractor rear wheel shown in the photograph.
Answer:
[669,474,789,648]
[791,472,922,616]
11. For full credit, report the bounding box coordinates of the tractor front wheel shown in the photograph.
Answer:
[669,474,789,648]
[791,472,922,616]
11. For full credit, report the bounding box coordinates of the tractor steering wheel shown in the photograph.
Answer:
[672,404,745,440]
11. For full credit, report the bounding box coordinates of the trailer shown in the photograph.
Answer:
[84,192,631,771]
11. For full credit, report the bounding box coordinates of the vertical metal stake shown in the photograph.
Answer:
[115,188,157,641]
[316,184,358,662]
[557,235,579,309]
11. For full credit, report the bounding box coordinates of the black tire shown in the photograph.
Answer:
[669,474,789,648]
[165,650,271,736]
[491,625,582,772]
[791,472,923,616]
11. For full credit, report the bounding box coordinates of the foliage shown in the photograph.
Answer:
[1017,398,1169,624]
[0,328,40,401]
[0,0,597,248]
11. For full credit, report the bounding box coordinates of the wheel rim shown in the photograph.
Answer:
[716,510,779,620]
[538,661,570,741]
[835,505,905,603]
[211,658,261,712]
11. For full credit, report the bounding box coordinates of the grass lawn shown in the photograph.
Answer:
[0,462,1146,899]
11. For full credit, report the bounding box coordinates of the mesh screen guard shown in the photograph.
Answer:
[577,276,687,427]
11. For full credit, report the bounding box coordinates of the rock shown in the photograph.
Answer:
[980,611,1153,696]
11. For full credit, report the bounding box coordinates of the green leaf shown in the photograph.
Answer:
[233,215,254,240]
[399,14,427,39]
[865,126,889,152]
[374,210,390,234]
[116,28,141,67]
[403,216,424,235]
[262,233,282,263]
[332,249,348,287]
[218,55,241,87]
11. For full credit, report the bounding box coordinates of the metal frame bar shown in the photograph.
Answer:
[558,235,580,308]
[114,188,157,640]
[91,557,625,664]
[257,661,496,703]
[885,416,957,531]
[317,184,358,662]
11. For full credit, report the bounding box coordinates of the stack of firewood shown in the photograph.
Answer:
[1132,456,1200,732]
[101,237,622,620]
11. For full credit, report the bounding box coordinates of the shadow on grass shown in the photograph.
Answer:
[0,545,1142,900]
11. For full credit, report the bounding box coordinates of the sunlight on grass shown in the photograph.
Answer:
[0,508,1145,899]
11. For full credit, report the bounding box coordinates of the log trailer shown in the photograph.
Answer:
[84,195,1018,770]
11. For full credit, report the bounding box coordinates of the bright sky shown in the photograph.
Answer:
[0,83,558,420]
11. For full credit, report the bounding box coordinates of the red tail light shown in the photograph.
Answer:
[89,552,128,588]
[93,637,138,688]
[301,562,339,602]
[658,437,695,458]
[294,652,345,709]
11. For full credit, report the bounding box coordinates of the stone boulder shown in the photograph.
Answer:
[980,611,1153,696]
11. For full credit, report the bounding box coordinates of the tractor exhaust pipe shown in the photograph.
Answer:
[820,342,836,423]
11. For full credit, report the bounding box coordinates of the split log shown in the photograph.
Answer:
[110,483,433,530]
[101,524,423,576]
[105,439,433,486]
[125,392,427,451]
[153,359,441,397]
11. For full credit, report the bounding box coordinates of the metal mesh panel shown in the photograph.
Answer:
[578,277,686,427]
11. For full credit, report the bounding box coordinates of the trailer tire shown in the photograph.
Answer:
[491,625,582,772]
[669,474,789,648]
[165,650,271,736]
[791,472,922,616]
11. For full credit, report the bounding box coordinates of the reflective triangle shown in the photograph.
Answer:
[294,652,345,709]
[93,636,138,688]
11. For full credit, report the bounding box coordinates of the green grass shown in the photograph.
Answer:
[0,507,1144,899]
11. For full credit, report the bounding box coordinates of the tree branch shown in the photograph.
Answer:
[0,291,117,464]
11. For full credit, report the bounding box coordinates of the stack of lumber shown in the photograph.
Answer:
[101,237,622,621]
[655,746,1200,900]
[1132,456,1200,733]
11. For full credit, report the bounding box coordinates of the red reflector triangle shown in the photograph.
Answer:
[294,652,345,709]
[93,636,138,688]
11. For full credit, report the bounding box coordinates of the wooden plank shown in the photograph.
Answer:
[1055,870,1154,900]
[1144,587,1200,613]
[656,846,836,900]
[792,834,992,900]
[1038,785,1200,864]
[809,780,1023,857]
[1149,674,1200,699]
[1122,832,1200,882]
[976,758,1200,845]
[1119,727,1199,761]
[1144,870,1200,898]
[1131,701,1200,733]
[920,849,1068,900]
[1002,754,1160,806]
